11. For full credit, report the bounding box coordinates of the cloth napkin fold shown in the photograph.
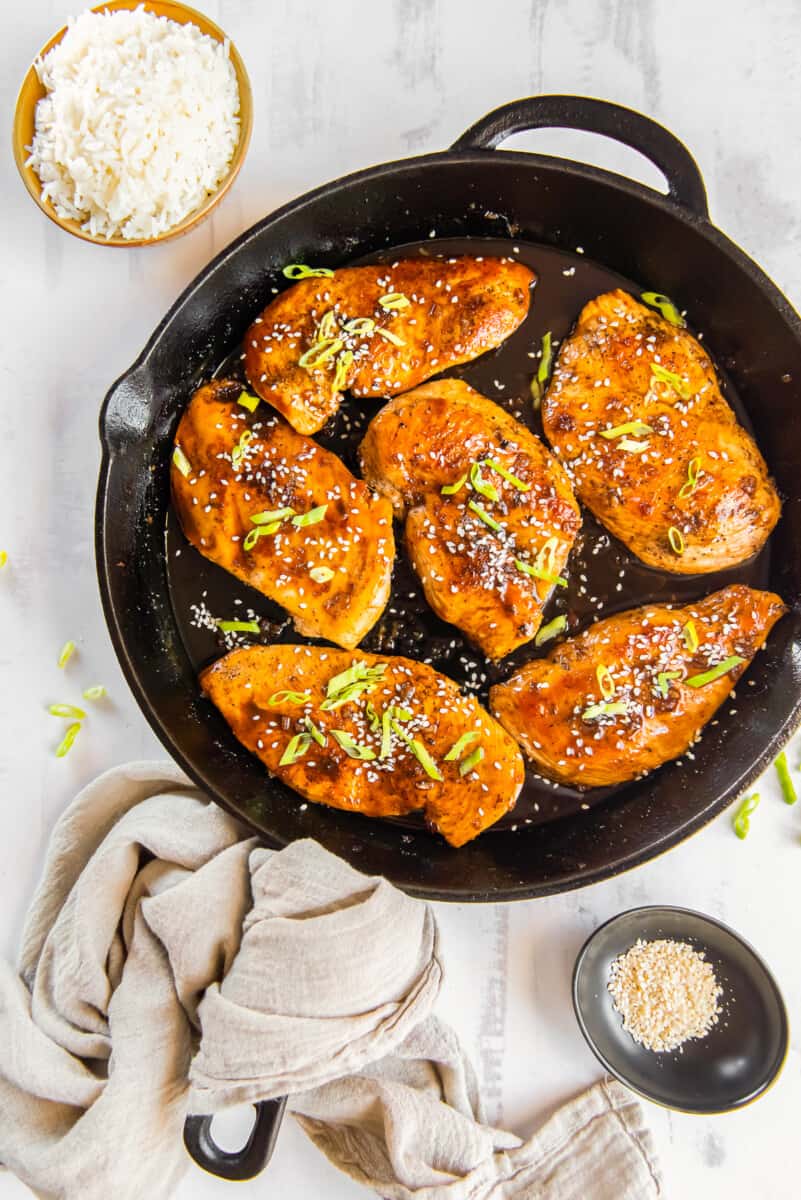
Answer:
[0,762,663,1200]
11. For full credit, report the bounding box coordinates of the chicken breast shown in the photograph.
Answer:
[201,644,525,847]
[490,584,785,789]
[244,256,534,434]
[542,290,781,573]
[171,379,394,650]
[359,380,581,659]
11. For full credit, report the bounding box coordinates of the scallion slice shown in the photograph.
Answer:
[617,437,650,453]
[443,730,480,761]
[310,566,335,583]
[344,317,376,336]
[441,473,468,496]
[535,614,568,646]
[468,500,502,532]
[376,327,405,347]
[537,331,553,384]
[48,703,86,720]
[582,701,628,721]
[469,462,499,503]
[292,505,328,527]
[172,445,192,478]
[304,716,327,747]
[378,292,410,310]
[775,751,797,805]
[321,662,386,710]
[283,264,334,279]
[238,391,261,413]
[640,292,686,327]
[298,337,344,370]
[57,641,76,669]
[331,349,354,393]
[243,527,274,551]
[599,421,654,440]
[82,685,107,701]
[55,722,81,758]
[331,729,376,760]
[678,456,701,499]
[482,457,530,492]
[391,719,443,781]
[733,792,760,839]
[515,558,567,588]
[318,310,339,340]
[268,690,312,706]
[251,507,295,525]
[685,655,745,688]
[365,700,381,732]
[216,619,260,634]
[279,732,312,765]
[668,526,685,555]
[651,362,691,399]
[380,708,393,758]
[596,664,615,701]
[655,670,682,699]
[683,620,699,652]
[458,746,484,776]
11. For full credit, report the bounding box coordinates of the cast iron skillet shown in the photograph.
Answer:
[97,94,801,1180]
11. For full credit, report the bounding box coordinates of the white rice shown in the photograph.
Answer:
[27,5,241,241]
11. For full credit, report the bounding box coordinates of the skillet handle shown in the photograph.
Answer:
[451,95,709,218]
[183,1096,287,1181]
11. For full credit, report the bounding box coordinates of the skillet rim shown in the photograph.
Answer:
[95,145,801,901]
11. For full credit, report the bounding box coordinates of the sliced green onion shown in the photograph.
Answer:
[441,473,468,496]
[444,730,480,761]
[596,664,615,702]
[243,527,274,551]
[55,722,81,758]
[267,690,312,706]
[599,421,654,440]
[668,526,685,555]
[304,716,327,747]
[685,655,745,688]
[331,350,354,393]
[392,705,412,722]
[318,310,339,340]
[279,732,312,766]
[321,662,387,710]
[378,292,410,310]
[376,327,405,348]
[733,792,760,839]
[0,551,7,568]
[775,751,797,805]
[231,430,255,470]
[459,746,485,776]
[678,456,701,499]
[651,362,691,399]
[292,505,328,528]
[365,701,381,732]
[530,377,542,409]
[469,462,499,503]
[251,507,295,525]
[310,566,335,583]
[514,558,567,588]
[82,685,107,701]
[216,619,261,634]
[617,437,650,453]
[331,729,376,760]
[582,701,628,721]
[298,337,344,370]
[537,331,553,384]
[655,670,682,699]
[683,620,699,652]
[641,292,686,327]
[468,500,502,532]
[535,614,568,646]
[380,708,393,758]
[48,703,86,720]
[344,317,375,336]
[172,445,192,478]
[482,457,530,492]
[283,264,334,279]
[238,390,261,413]
[391,719,443,781]
[57,641,76,669]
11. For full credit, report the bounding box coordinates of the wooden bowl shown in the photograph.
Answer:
[12,0,253,247]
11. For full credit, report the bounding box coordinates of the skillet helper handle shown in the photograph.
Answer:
[451,94,709,218]
[183,1096,287,1182]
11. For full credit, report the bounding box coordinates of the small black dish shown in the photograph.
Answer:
[572,905,789,1114]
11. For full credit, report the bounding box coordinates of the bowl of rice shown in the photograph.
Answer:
[12,1,252,246]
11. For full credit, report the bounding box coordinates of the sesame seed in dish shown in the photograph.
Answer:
[27,5,240,240]
[608,938,722,1053]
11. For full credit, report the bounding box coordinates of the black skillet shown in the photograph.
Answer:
[97,97,801,1174]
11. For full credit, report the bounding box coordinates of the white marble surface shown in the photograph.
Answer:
[2,1,800,1196]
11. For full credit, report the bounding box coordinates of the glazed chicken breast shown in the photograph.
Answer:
[171,379,394,650]
[359,380,581,659]
[244,256,534,434]
[542,290,781,573]
[490,584,785,789]
[201,644,525,847]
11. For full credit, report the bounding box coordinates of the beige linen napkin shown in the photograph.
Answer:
[0,762,663,1199]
